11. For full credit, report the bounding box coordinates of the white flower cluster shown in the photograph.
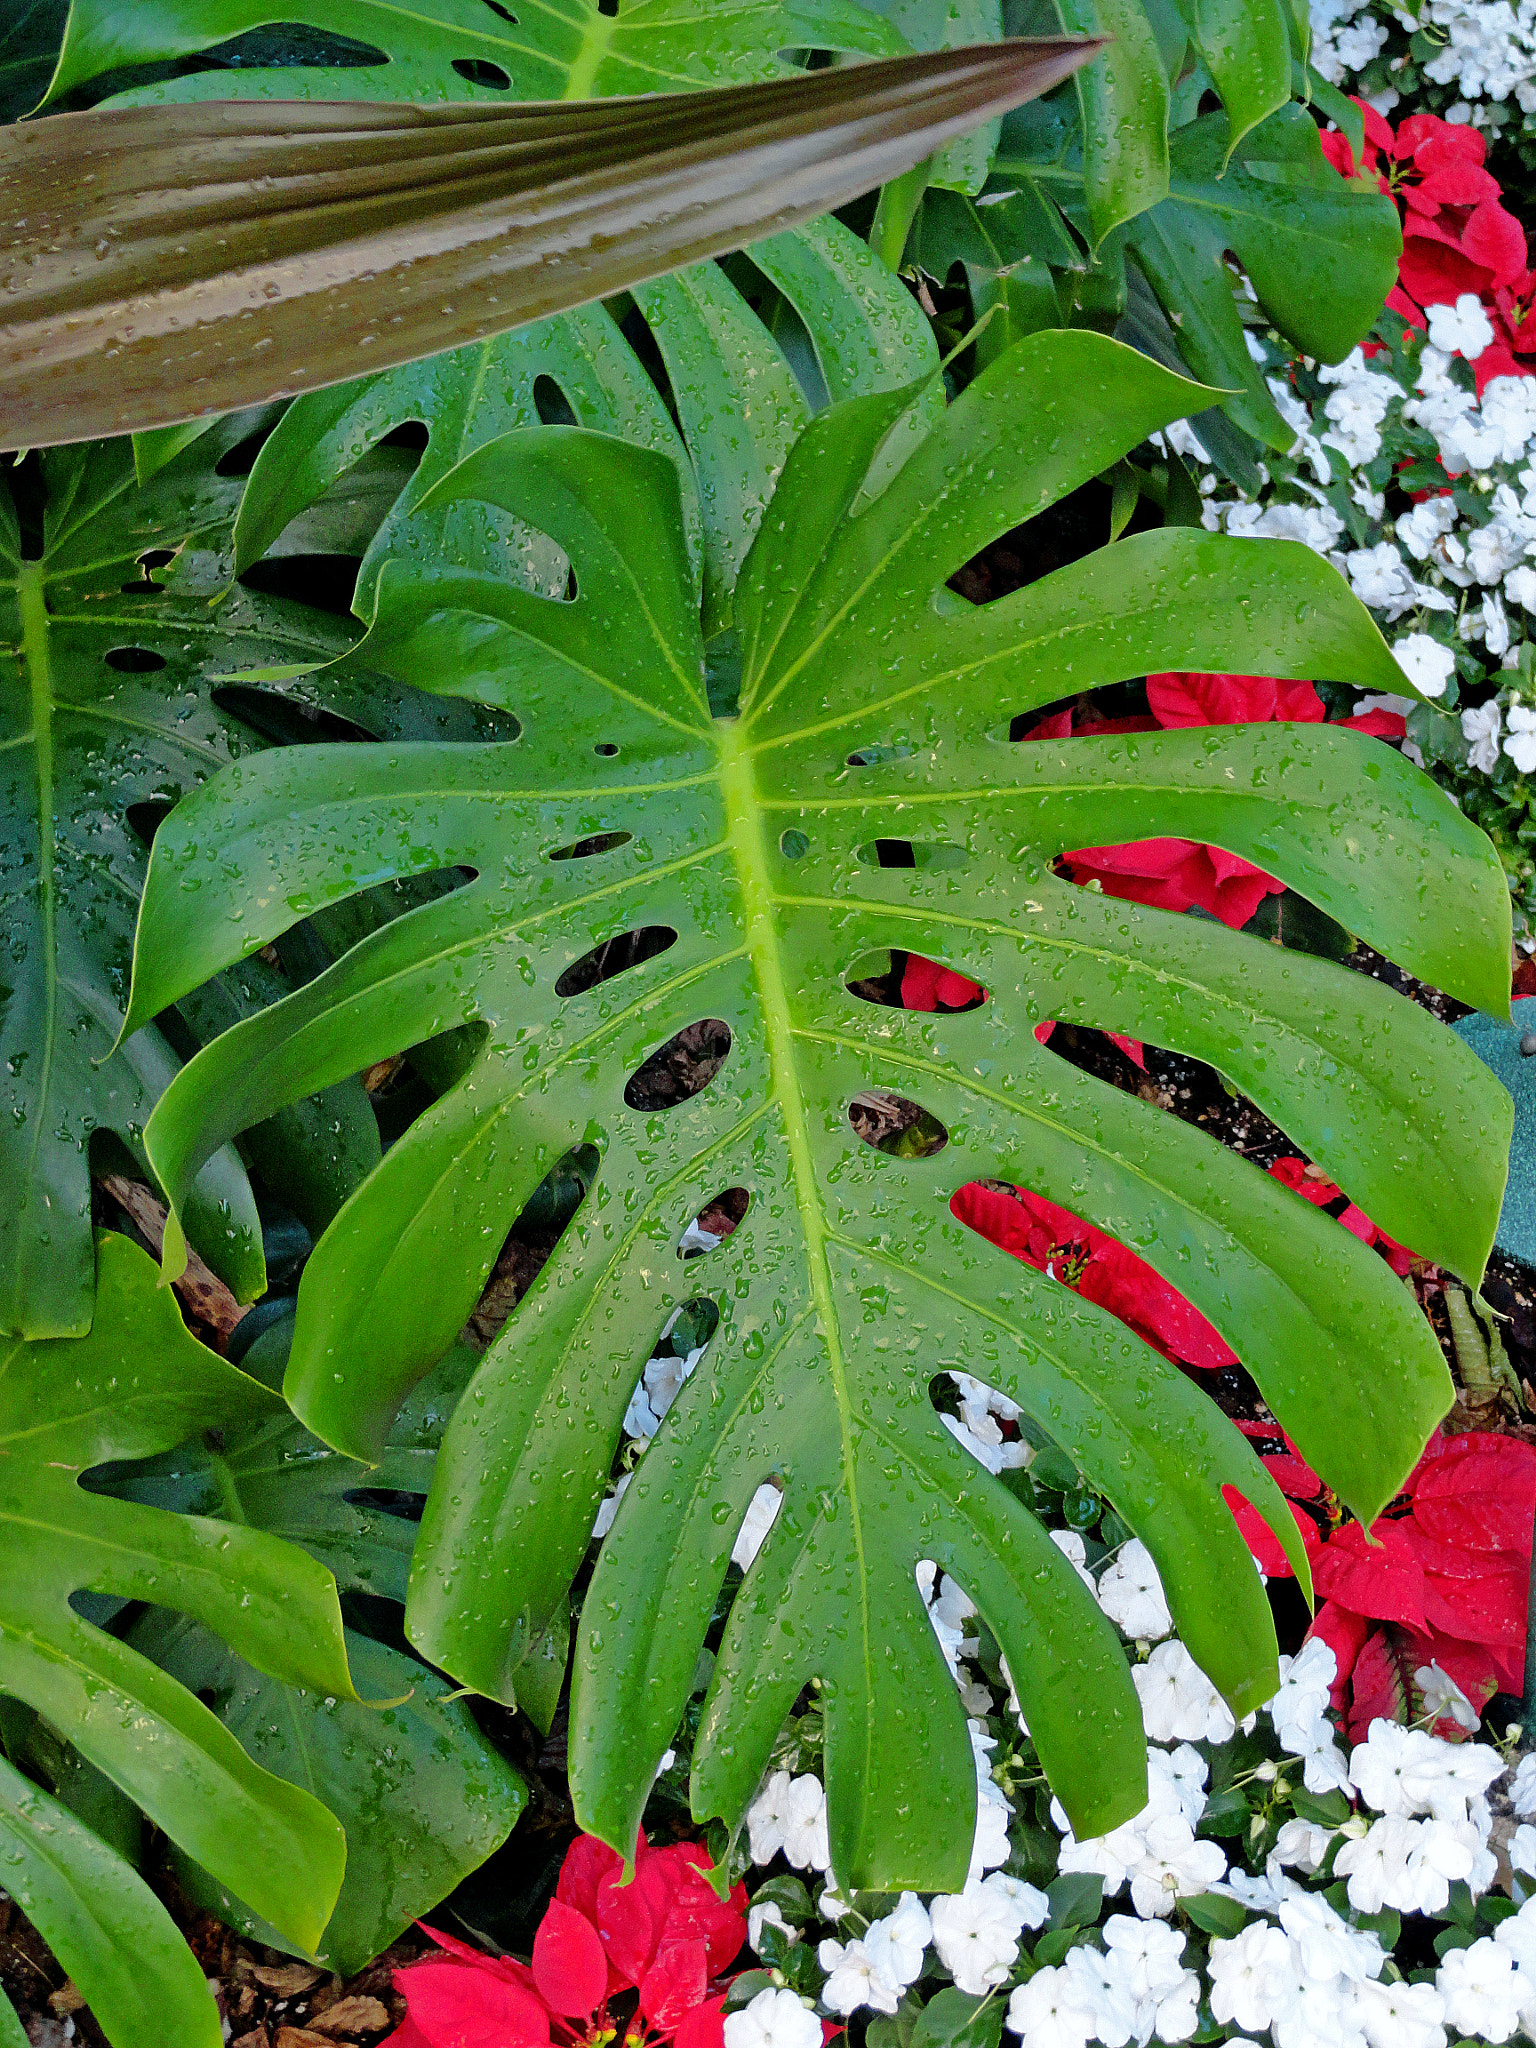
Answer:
[1197,330,1536,803]
[1309,0,1536,117]
[737,1607,1536,2048]
[1006,1916,1199,2047]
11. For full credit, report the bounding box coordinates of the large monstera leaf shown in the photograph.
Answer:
[0,412,510,1339]
[124,331,1511,1888]
[232,213,942,645]
[0,1234,352,1955]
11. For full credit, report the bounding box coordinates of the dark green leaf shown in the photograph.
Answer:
[1181,1891,1249,1937]
[1052,0,1170,245]
[125,1616,526,1973]
[1045,1872,1103,1929]
[912,1987,1004,2048]
[0,415,489,1339]
[0,1232,350,1950]
[0,1754,222,2048]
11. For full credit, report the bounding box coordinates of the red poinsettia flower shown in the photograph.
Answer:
[953,1156,1414,1379]
[1227,1426,1536,1742]
[384,1833,746,2048]
[1321,100,1532,389]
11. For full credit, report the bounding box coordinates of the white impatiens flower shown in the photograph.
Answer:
[592,1468,633,1539]
[1512,1822,1536,1877]
[1151,1744,1209,1831]
[1392,632,1457,699]
[969,1722,1014,1880]
[1101,1915,1200,2042]
[1415,1661,1480,1733]
[1347,539,1418,614]
[1271,1817,1334,1874]
[1507,561,1536,612]
[1004,1967,1095,2048]
[1396,493,1460,561]
[1462,698,1504,771]
[1350,1975,1448,2048]
[1350,1719,1504,1824]
[929,1872,1047,1995]
[1208,1921,1300,2036]
[747,1771,831,1872]
[1126,1811,1227,1920]
[1482,376,1536,465]
[748,1899,797,1953]
[1335,1811,1474,1915]
[1514,1752,1536,1819]
[1050,1529,1099,1592]
[1277,1890,1384,1985]
[1437,1935,1529,2042]
[725,1988,823,2048]
[1057,1946,1139,2046]
[1427,293,1496,361]
[1505,702,1536,771]
[1494,1892,1536,1966]
[1096,1540,1173,1641]
[1132,1641,1235,1744]
[862,1894,931,1995]
[816,1937,902,2017]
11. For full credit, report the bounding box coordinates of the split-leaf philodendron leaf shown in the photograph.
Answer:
[0,1751,224,2048]
[0,1233,353,1955]
[0,38,1101,451]
[123,331,1511,1889]
[94,1324,527,1972]
[0,411,509,1341]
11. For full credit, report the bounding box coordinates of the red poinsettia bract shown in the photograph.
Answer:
[1228,1427,1536,1742]
[384,1833,747,2048]
[1320,100,1534,388]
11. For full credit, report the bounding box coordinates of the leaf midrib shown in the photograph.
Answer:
[715,714,877,1795]
[16,564,58,1211]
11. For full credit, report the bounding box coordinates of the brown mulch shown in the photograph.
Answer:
[0,1888,421,2048]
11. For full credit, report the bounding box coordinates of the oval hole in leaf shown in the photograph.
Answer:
[556,926,677,999]
[779,829,810,861]
[846,951,987,1013]
[463,1141,602,1351]
[125,799,174,852]
[594,742,620,758]
[854,839,967,872]
[548,831,632,862]
[239,553,361,617]
[678,1187,749,1258]
[848,1091,949,1159]
[533,375,578,428]
[482,0,519,18]
[120,546,177,595]
[620,1295,721,1439]
[625,1020,732,1113]
[215,423,278,478]
[104,646,166,674]
[451,56,512,87]
[212,685,378,748]
[846,743,914,768]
